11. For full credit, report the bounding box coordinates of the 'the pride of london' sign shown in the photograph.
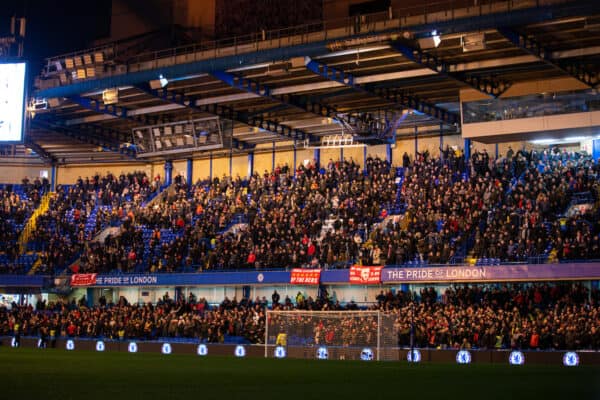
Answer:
[381,263,600,283]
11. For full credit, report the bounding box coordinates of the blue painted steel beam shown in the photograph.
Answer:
[305,58,458,125]
[36,2,600,100]
[164,160,173,186]
[211,70,382,134]
[497,27,599,88]
[36,112,134,151]
[411,2,600,39]
[32,118,136,158]
[186,158,193,186]
[371,86,458,125]
[69,95,161,126]
[135,83,311,143]
[390,42,511,98]
[23,138,56,163]
[77,122,133,144]
[246,104,288,117]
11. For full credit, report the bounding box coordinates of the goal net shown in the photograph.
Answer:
[265,310,400,361]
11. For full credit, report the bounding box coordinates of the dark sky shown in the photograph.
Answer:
[0,0,112,86]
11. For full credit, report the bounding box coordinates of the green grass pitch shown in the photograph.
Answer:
[1,348,598,400]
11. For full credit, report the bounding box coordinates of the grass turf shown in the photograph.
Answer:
[0,347,599,400]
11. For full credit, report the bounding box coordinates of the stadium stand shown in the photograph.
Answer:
[0,145,600,273]
[1,146,599,274]
[2,283,599,350]
[2,0,600,374]
[0,180,48,274]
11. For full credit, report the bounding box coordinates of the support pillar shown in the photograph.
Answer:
[314,148,320,168]
[464,138,471,161]
[386,143,392,165]
[414,126,418,157]
[293,142,297,177]
[363,145,367,173]
[272,142,276,171]
[593,139,600,162]
[209,153,213,181]
[186,158,193,187]
[86,288,94,308]
[50,164,57,192]
[248,151,254,178]
[495,143,499,160]
[439,123,444,160]
[164,160,173,186]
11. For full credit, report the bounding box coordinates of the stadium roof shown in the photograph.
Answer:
[18,0,600,163]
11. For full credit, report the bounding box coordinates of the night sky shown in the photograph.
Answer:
[0,0,112,86]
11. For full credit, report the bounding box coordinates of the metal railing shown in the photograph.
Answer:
[17,191,53,254]
[39,0,572,87]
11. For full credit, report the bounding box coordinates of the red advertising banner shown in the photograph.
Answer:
[349,266,383,284]
[290,269,321,285]
[70,273,97,286]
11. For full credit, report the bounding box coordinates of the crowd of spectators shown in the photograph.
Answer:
[77,156,396,273]
[2,146,600,274]
[468,147,600,262]
[2,283,599,350]
[363,146,599,265]
[25,171,159,275]
[0,178,48,273]
[2,293,265,344]
[378,283,600,350]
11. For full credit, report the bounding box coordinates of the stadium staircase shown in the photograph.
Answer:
[17,191,53,254]
[27,256,43,275]
[385,167,406,215]
[144,183,175,207]
[218,214,248,235]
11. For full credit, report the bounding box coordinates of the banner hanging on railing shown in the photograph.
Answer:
[70,274,97,286]
[381,263,600,284]
[349,266,383,284]
[290,269,321,285]
[67,271,292,287]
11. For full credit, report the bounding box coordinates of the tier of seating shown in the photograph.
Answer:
[2,283,599,350]
[1,172,160,275]
[1,147,599,275]
[0,180,48,274]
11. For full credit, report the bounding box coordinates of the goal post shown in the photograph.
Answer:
[265,310,400,361]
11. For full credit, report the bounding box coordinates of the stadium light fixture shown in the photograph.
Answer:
[432,30,441,47]
[149,74,169,90]
[462,33,486,52]
[418,30,442,49]
[102,88,119,105]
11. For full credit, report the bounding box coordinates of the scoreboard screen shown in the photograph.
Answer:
[0,62,27,142]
